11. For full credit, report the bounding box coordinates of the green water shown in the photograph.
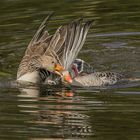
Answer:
[0,0,140,139]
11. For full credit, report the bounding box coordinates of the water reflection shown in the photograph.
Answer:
[18,86,94,139]
[0,0,140,139]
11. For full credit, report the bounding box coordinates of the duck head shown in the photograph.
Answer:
[41,55,72,84]
[55,65,73,84]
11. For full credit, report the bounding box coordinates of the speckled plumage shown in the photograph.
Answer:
[67,59,125,87]
[73,71,125,87]
[17,14,93,85]
[17,15,134,87]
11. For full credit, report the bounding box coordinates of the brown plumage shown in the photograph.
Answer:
[17,14,93,84]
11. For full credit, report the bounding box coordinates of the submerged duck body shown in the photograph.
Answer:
[73,71,124,87]
[68,59,125,87]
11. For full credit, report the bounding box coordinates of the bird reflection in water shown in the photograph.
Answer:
[17,85,93,139]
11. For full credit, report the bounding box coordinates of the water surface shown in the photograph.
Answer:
[0,0,140,139]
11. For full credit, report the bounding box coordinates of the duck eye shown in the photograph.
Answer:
[52,61,55,64]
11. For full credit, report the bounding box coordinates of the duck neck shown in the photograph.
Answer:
[69,65,79,78]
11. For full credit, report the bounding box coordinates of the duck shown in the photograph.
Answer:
[67,59,126,87]
[17,13,93,85]
[17,14,137,87]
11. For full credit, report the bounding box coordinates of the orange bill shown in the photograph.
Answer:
[64,73,72,83]
[54,64,72,84]
[65,92,74,97]
[55,63,64,72]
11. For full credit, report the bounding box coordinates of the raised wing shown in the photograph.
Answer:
[45,19,94,69]
[17,13,53,78]
[25,13,53,56]
[62,19,93,69]
[17,15,93,79]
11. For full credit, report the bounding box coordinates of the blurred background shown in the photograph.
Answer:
[0,0,140,139]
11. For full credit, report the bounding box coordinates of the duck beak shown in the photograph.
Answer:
[63,73,72,83]
[54,64,72,84]
[54,63,64,72]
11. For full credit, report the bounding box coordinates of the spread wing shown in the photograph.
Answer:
[45,19,94,69]
[17,14,93,79]
[17,13,67,78]
[62,19,93,69]
[25,13,53,56]
[17,14,53,78]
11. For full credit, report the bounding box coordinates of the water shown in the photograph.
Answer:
[0,0,140,139]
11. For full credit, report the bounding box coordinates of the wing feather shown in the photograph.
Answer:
[60,19,94,69]
[17,14,53,78]
[17,14,93,79]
